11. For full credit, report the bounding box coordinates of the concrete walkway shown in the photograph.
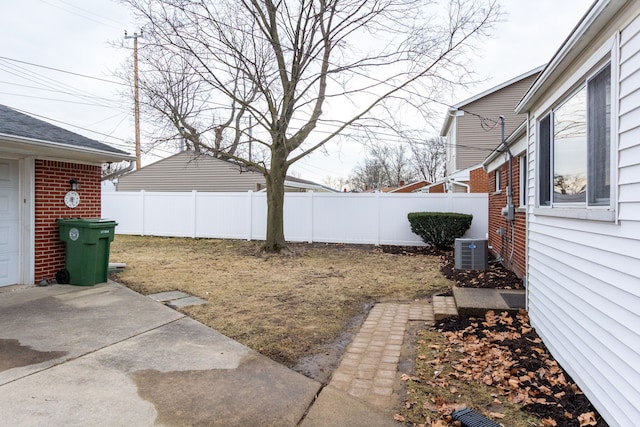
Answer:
[0,282,319,426]
[1,282,443,426]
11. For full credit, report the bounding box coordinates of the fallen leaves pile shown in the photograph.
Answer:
[399,310,607,427]
[439,253,522,290]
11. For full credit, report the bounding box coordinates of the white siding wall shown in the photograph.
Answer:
[525,11,640,427]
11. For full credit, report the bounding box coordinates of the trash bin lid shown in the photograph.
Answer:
[56,218,118,227]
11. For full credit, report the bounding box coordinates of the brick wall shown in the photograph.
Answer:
[34,160,102,283]
[487,160,526,279]
[469,167,488,193]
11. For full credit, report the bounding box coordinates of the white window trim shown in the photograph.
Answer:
[519,155,527,207]
[534,34,618,222]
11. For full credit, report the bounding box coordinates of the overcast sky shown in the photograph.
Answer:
[0,0,593,184]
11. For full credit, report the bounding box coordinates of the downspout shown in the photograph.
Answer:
[450,180,470,193]
[101,160,135,182]
[499,116,516,269]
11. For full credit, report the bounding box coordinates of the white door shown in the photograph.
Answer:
[0,159,19,286]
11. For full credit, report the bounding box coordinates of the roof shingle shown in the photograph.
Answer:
[0,104,129,155]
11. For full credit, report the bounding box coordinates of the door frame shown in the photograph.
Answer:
[0,155,34,286]
[19,157,35,285]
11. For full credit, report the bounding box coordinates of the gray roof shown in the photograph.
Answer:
[0,104,129,156]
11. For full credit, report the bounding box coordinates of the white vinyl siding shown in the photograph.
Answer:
[525,11,640,427]
[618,14,640,222]
[117,151,266,192]
[451,73,539,172]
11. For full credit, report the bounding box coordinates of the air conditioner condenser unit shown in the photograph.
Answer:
[454,238,488,270]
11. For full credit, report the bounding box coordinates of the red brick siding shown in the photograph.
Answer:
[428,184,446,193]
[34,160,102,282]
[487,160,526,278]
[469,167,488,193]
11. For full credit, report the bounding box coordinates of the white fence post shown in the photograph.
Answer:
[308,191,314,243]
[192,190,197,238]
[247,191,253,241]
[375,191,381,246]
[140,190,146,236]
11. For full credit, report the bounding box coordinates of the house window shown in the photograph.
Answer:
[538,64,611,208]
[495,168,501,192]
[519,155,527,207]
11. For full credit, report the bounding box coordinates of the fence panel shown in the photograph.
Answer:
[102,191,488,246]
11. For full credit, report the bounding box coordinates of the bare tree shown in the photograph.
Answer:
[349,144,417,191]
[121,0,500,251]
[322,175,348,192]
[349,157,387,192]
[410,136,446,182]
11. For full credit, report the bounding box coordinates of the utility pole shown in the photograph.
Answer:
[125,30,143,169]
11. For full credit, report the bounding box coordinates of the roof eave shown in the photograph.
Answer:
[440,108,457,136]
[0,133,134,163]
[516,0,628,113]
[454,65,545,110]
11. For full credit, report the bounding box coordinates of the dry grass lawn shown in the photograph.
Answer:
[110,235,453,367]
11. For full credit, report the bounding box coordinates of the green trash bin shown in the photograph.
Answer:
[56,218,118,286]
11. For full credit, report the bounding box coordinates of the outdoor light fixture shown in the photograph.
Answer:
[69,179,79,191]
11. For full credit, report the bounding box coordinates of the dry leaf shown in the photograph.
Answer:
[578,412,597,426]
[393,413,406,422]
[489,412,506,419]
[542,417,558,426]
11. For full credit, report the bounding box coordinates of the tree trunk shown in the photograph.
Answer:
[263,155,288,252]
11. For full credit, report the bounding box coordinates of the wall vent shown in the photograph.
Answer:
[454,238,488,270]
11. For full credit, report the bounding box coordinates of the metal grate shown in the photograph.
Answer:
[451,408,502,427]
[501,292,526,309]
[454,239,488,270]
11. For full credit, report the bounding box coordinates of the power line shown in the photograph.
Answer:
[0,60,126,111]
[0,91,124,108]
[0,79,122,104]
[0,55,125,85]
[8,106,131,145]
[49,0,124,27]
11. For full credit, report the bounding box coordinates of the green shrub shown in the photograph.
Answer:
[407,212,473,250]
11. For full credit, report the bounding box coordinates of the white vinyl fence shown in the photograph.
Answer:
[102,191,487,246]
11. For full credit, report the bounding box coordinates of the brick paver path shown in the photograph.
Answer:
[328,301,436,409]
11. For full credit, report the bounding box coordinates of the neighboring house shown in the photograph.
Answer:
[0,104,133,286]
[438,67,541,278]
[116,150,336,193]
[482,122,527,279]
[388,180,430,193]
[515,0,640,424]
[421,165,487,194]
[441,66,543,175]
[368,180,431,193]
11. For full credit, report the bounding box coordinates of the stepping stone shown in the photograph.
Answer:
[148,291,190,302]
[452,286,526,317]
[432,296,458,320]
[166,296,207,308]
